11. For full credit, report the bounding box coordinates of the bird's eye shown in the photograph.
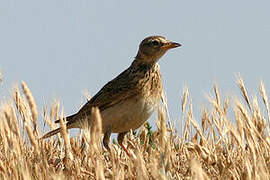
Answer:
[151,40,159,46]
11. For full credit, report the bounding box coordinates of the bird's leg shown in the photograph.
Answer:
[103,129,112,152]
[117,132,130,156]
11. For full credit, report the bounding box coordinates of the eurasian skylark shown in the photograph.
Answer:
[42,36,181,155]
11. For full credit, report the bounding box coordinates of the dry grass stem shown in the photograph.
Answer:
[59,112,74,164]
[237,75,252,110]
[90,107,103,154]
[259,81,270,123]
[181,86,189,112]
[161,90,172,129]
[21,81,39,136]
[25,123,40,156]
[0,78,270,179]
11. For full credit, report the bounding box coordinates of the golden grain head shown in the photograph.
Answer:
[0,79,270,179]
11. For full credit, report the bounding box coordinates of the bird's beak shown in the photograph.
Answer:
[161,41,181,50]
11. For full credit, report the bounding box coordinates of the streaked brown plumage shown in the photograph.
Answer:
[41,36,181,155]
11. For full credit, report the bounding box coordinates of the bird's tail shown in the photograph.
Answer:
[40,114,76,139]
[41,127,62,139]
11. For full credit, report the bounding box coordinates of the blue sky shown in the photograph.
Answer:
[1,0,270,134]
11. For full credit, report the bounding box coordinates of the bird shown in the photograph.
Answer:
[41,36,181,155]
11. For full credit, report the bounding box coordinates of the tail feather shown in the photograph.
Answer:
[41,115,78,139]
[40,127,62,139]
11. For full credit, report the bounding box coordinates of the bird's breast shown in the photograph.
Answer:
[101,94,160,133]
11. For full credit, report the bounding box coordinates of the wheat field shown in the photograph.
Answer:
[0,74,270,179]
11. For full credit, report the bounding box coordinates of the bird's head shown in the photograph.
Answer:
[135,36,181,64]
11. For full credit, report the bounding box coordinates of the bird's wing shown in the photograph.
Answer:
[42,67,140,138]
[75,68,139,119]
